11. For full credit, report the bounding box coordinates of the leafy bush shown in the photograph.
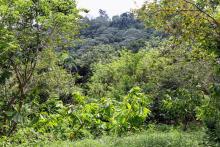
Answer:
[197,84,220,146]
[89,47,216,125]
[0,87,151,146]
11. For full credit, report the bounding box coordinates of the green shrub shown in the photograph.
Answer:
[197,84,220,146]
[0,87,151,146]
[89,48,215,124]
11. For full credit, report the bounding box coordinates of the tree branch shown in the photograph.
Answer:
[9,59,23,87]
[182,0,219,27]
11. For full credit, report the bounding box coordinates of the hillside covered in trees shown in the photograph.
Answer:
[0,0,220,146]
[65,10,164,84]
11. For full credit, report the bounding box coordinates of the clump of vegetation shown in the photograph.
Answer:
[0,88,151,146]
[89,47,215,127]
[11,126,205,147]
[139,0,220,145]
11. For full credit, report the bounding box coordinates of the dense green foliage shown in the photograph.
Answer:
[139,0,220,145]
[0,0,220,146]
[0,88,151,145]
[89,45,216,126]
[0,0,80,136]
[64,11,163,84]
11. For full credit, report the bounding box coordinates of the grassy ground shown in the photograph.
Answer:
[31,128,204,147]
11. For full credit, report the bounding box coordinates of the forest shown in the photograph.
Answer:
[0,0,220,146]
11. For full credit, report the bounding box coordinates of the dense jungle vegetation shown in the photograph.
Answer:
[0,0,220,146]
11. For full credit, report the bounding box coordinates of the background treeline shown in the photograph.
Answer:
[0,0,220,147]
[65,10,164,84]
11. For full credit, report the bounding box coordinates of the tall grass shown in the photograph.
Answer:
[34,128,204,147]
